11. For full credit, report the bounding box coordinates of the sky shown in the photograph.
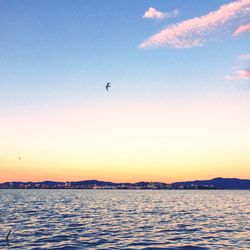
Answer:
[0,0,250,183]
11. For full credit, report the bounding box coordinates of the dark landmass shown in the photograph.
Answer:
[172,177,250,189]
[0,177,250,189]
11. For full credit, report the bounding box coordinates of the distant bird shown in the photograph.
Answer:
[106,82,111,91]
[18,157,21,160]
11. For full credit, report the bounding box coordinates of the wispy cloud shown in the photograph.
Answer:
[226,54,250,80]
[238,53,250,61]
[225,68,250,80]
[143,7,179,20]
[165,9,179,19]
[233,23,250,36]
[140,0,250,49]
[239,54,250,61]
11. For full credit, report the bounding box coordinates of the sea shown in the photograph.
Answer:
[0,190,249,249]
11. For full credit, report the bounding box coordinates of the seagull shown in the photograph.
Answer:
[106,82,111,91]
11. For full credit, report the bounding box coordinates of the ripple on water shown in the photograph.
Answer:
[0,190,249,249]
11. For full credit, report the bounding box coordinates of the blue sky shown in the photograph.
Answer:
[1,0,249,108]
[0,0,250,181]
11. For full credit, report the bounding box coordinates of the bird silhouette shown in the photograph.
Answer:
[106,82,111,91]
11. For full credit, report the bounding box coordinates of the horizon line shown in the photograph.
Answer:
[1,176,250,185]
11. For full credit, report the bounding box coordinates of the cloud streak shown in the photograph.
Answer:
[238,54,250,61]
[233,23,250,36]
[225,68,250,80]
[140,0,250,49]
[143,7,179,20]
[226,54,250,81]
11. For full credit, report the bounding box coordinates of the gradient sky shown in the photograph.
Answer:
[0,0,250,182]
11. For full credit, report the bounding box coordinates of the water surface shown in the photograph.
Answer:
[0,190,249,249]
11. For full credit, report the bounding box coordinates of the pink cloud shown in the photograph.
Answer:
[238,69,250,79]
[225,54,250,81]
[143,7,179,20]
[140,0,250,49]
[225,68,250,80]
[233,23,250,36]
[143,7,166,20]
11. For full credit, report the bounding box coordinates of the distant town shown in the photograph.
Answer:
[0,178,250,190]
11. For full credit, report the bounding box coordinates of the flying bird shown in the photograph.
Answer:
[106,82,111,91]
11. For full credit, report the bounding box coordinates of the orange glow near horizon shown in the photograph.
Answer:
[1,94,250,183]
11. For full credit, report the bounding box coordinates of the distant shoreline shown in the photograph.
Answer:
[1,188,250,190]
[1,177,250,190]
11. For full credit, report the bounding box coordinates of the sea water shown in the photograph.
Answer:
[0,190,249,249]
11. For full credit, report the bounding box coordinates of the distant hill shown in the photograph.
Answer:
[172,177,250,189]
[0,178,250,189]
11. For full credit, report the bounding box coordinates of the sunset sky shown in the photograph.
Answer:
[0,0,250,183]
